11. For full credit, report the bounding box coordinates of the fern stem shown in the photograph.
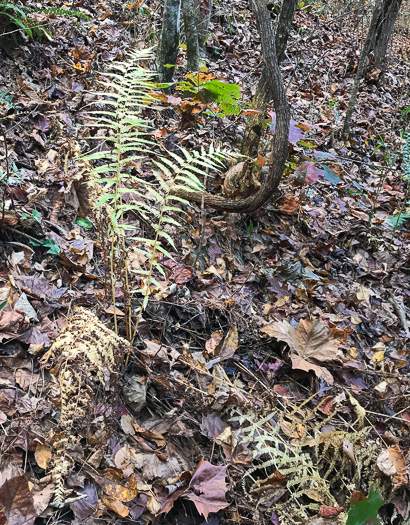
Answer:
[388,130,410,248]
[130,196,168,345]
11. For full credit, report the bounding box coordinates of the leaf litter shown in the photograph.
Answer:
[0,0,409,524]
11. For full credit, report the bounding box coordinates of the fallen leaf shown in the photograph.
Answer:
[205,330,224,354]
[34,443,52,469]
[377,446,408,487]
[15,369,40,393]
[261,319,342,384]
[372,350,385,364]
[319,505,344,518]
[85,468,138,502]
[0,474,36,525]
[218,326,238,360]
[101,494,129,517]
[183,459,229,519]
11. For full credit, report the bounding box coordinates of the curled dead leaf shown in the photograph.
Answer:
[377,445,408,487]
[34,443,52,470]
[205,330,224,354]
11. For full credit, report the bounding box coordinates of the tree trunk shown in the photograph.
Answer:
[371,0,403,66]
[157,0,182,84]
[171,0,290,213]
[241,0,297,159]
[195,0,212,48]
[342,0,384,138]
[182,0,200,72]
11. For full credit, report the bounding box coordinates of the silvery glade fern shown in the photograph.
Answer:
[80,47,235,340]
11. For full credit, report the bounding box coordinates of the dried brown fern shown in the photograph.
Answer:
[230,395,382,524]
[41,307,130,507]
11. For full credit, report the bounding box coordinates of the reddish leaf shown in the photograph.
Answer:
[294,161,323,184]
[183,459,229,519]
[319,505,344,518]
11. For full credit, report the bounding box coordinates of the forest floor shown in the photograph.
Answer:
[0,1,409,524]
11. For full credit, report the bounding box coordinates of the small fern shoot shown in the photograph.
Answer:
[80,47,235,340]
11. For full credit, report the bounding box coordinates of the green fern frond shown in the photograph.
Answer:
[403,130,410,182]
[387,212,410,228]
[79,46,236,338]
[31,7,91,21]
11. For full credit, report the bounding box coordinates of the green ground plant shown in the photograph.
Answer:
[81,47,235,342]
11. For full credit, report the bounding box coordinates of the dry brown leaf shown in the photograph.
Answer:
[205,330,224,354]
[101,494,129,517]
[260,319,342,384]
[218,326,239,361]
[377,445,408,487]
[34,443,52,470]
[183,459,229,519]
[15,370,40,393]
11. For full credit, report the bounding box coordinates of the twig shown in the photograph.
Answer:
[3,225,42,245]
[0,124,11,220]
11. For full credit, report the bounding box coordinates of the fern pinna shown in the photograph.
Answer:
[81,47,234,340]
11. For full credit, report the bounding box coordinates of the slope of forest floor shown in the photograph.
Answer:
[0,1,409,524]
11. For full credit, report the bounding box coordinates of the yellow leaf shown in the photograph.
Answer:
[275,295,289,307]
[348,347,357,359]
[372,350,385,364]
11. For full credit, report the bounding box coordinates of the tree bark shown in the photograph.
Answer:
[342,0,384,138]
[182,0,200,72]
[371,0,403,66]
[157,0,182,84]
[171,0,290,213]
[195,0,213,48]
[241,0,297,159]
